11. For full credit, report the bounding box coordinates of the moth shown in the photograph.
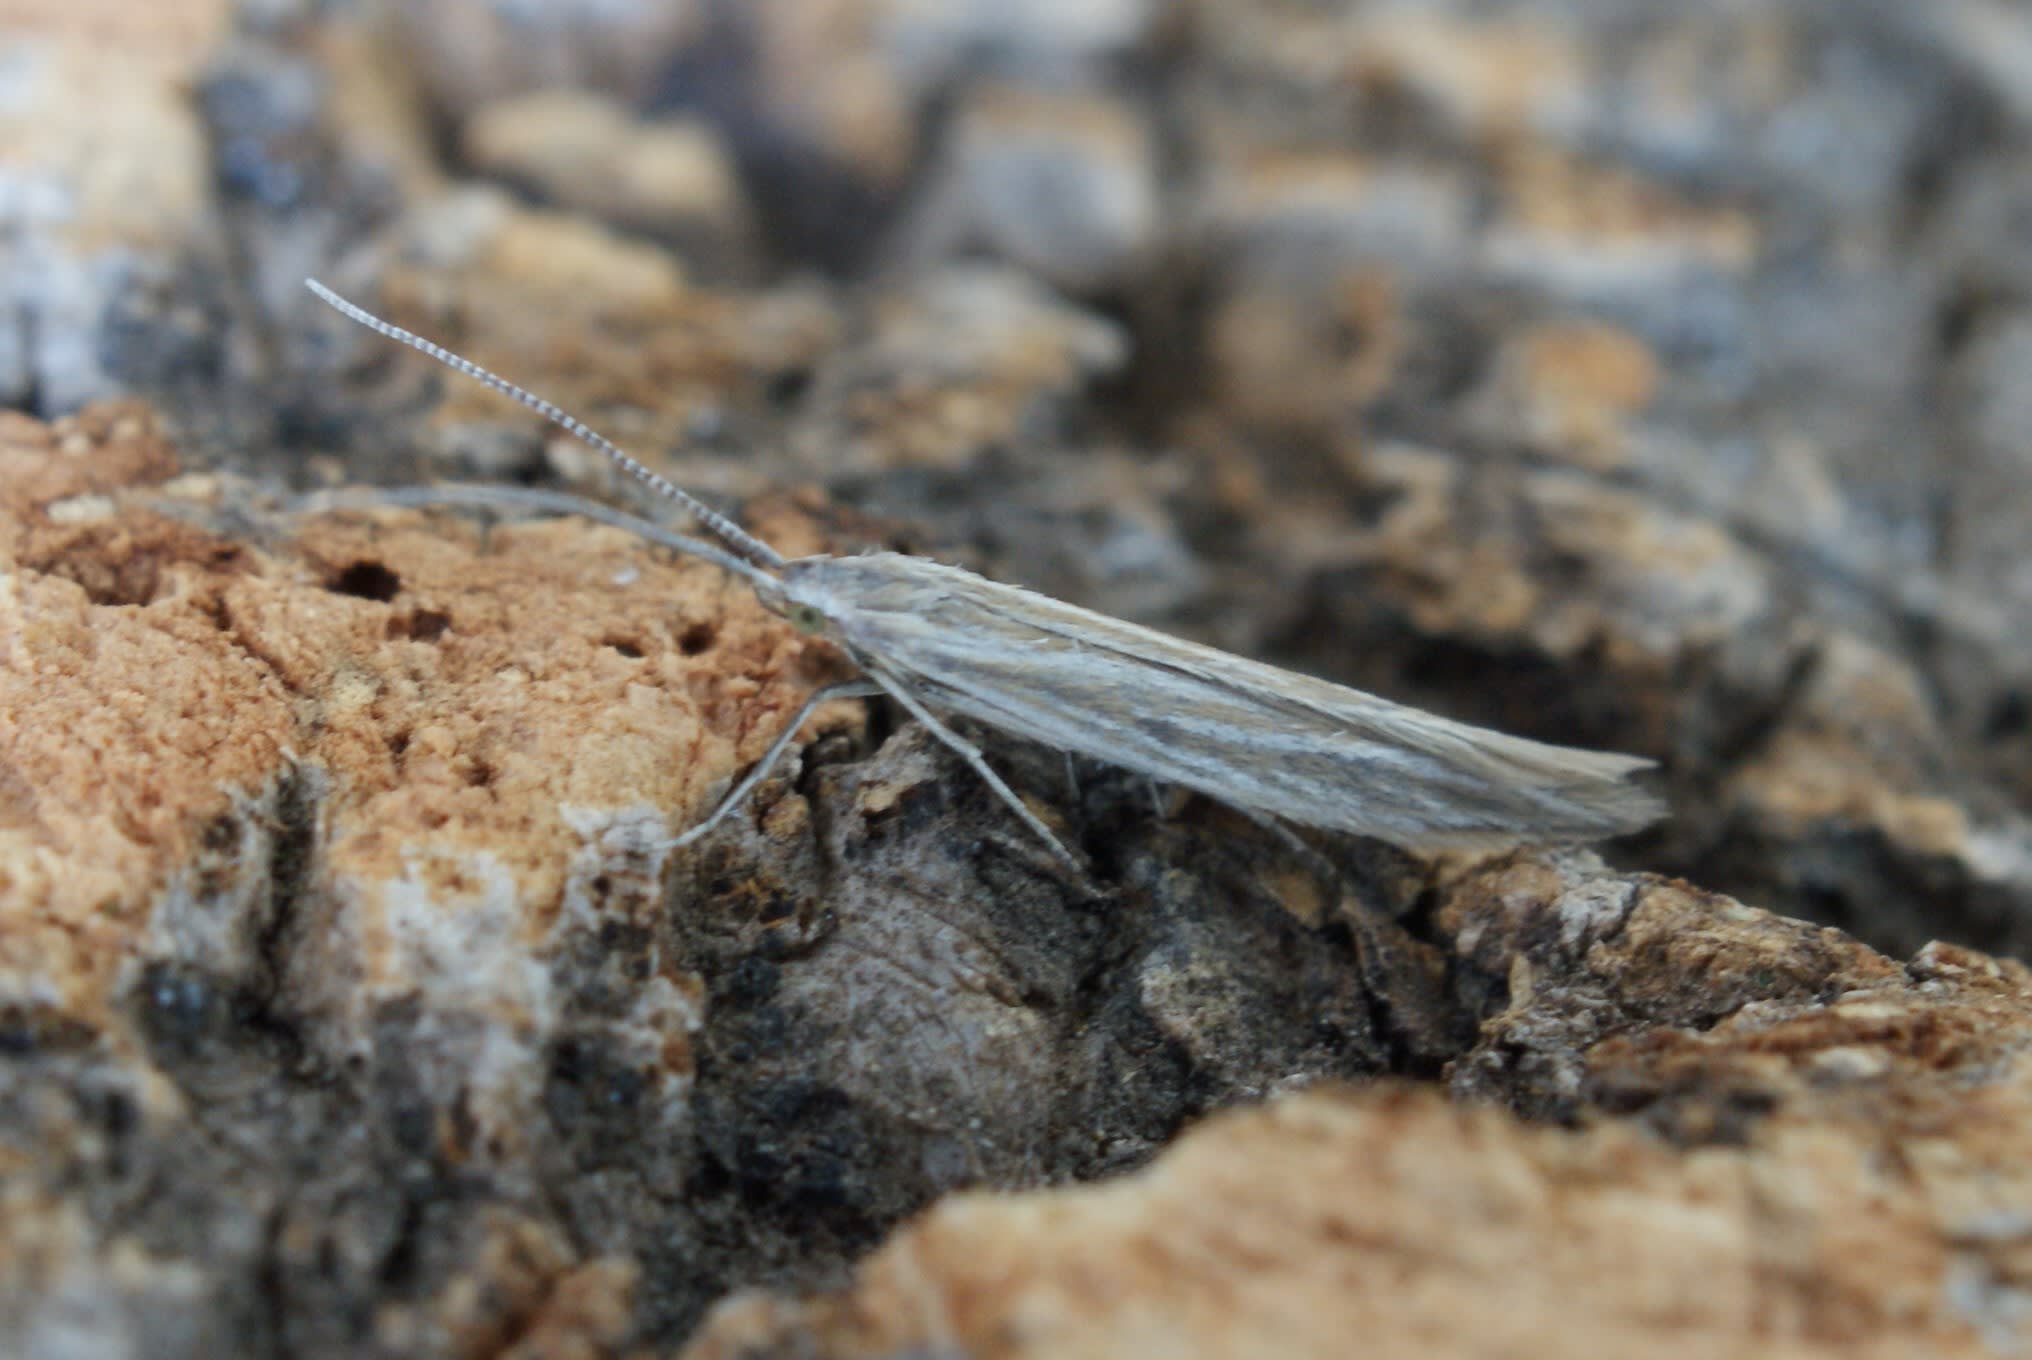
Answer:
[306,280,1663,869]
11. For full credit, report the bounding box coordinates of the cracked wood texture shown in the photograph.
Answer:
[6,1,2032,1357]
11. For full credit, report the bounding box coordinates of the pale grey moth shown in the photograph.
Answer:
[306,279,1664,869]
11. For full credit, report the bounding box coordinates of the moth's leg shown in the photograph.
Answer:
[870,668,1086,872]
[664,679,884,849]
[1233,803,1335,869]
[1063,752,1081,803]
[1146,779,1168,819]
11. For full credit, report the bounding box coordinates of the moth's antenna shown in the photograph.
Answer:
[305,279,786,571]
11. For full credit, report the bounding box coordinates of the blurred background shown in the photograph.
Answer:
[7,0,2032,957]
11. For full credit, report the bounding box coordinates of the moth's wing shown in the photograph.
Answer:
[812,555,1661,848]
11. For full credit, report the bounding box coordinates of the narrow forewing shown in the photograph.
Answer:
[794,554,1661,848]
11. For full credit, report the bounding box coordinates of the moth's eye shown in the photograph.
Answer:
[787,603,826,635]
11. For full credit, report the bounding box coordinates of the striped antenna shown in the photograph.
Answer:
[305,279,785,571]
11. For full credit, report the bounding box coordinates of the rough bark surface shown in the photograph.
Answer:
[6,1,2032,1357]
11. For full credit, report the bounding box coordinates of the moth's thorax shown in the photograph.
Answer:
[779,552,958,620]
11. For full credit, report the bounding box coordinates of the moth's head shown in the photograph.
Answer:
[761,558,837,640]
